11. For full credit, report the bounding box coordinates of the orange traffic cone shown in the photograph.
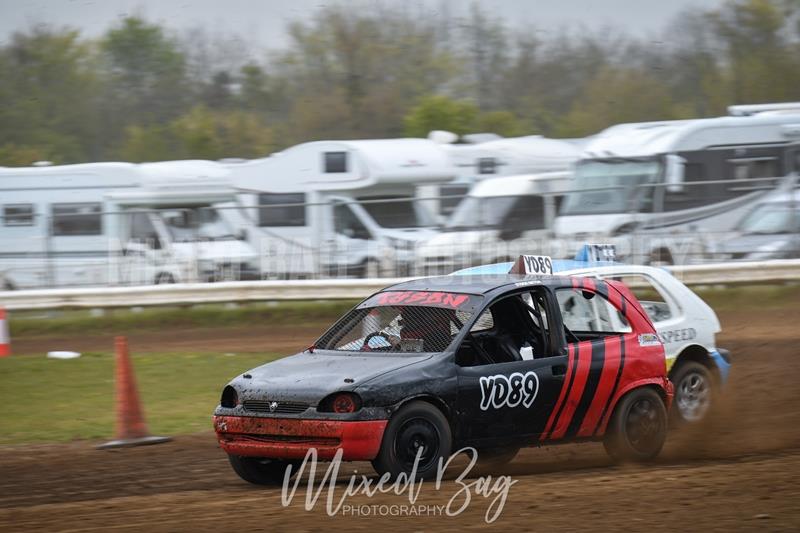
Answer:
[98,336,170,449]
[0,307,10,357]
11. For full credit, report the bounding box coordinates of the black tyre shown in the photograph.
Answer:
[475,445,520,469]
[648,248,674,266]
[603,388,667,462]
[155,272,176,284]
[372,401,452,480]
[671,361,714,425]
[227,455,297,485]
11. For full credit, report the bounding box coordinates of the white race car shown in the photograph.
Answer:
[454,250,731,425]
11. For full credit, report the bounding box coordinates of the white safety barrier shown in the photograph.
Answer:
[0,260,799,311]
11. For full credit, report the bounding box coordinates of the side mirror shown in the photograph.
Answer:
[665,154,686,194]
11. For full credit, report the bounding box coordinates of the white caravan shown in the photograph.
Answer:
[222,138,455,278]
[554,103,800,264]
[416,171,571,274]
[0,161,257,289]
[426,132,582,218]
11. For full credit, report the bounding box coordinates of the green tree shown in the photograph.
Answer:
[101,17,190,125]
[277,4,456,141]
[0,26,100,164]
[403,95,479,137]
[556,67,679,137]
[120,105,275,161]
[710,0,800,103]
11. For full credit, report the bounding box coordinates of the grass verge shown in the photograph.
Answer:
[0,351,281,444]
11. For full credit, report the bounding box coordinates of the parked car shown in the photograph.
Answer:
[713,191,800,261]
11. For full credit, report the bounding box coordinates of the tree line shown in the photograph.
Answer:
[1,0,799,166]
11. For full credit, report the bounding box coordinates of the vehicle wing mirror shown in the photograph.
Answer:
[665,154,686,193]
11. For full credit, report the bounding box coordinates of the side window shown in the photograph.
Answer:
[3,204,34,226]
[258,193,306,227]
[470,309,494,332]
[556,288,631,340]
[324,151,348,173]
[51,203,102,236]
[604,274,674,323]
[129,212,157,240]
[457,289,554,367]
[334,203,370,239]
[439,184,470,217]
[478,157,497,175]
[506,195,546,231]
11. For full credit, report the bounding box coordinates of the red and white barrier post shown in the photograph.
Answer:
[0,307,10,357]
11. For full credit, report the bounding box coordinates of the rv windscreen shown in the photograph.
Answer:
[159,207,241,242]
[560,159,662,216]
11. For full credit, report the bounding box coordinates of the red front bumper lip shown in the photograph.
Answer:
[214,415,388,461]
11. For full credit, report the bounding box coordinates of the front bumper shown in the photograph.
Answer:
[213,415,387,461]
[710,348,732,386]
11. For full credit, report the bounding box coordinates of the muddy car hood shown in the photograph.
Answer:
[231,351,433,404]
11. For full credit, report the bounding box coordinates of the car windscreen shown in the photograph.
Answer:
[737,202,798,234]
[315,291,482,354]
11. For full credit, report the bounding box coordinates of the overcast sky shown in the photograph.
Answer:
[0,0,727,49]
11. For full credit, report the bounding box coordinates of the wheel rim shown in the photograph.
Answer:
[394,417,440,471]
[625,397,663,454]
[676,371,711,422]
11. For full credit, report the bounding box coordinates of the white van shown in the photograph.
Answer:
[223,138,455,278]
[416,171,571,274]
[0,160,258,289]
[554,103,800,264]
[425,133,582,219]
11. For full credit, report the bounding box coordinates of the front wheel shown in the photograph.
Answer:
[603,388,667,462]
[227,455,297,485]
[372,401,452,480]
[671,361,714,425]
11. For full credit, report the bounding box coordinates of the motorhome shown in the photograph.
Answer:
[554,103,800,264]
[425,132,582,218]
[221,138,456,278]
[0,161,258,289]
[416,171,571,275]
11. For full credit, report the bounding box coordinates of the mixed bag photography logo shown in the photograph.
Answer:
[281,447,517,523]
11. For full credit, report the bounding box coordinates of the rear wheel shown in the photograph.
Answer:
[154,272,176,284]
[603,388,667,462]
[372,401,452,480]
[671,361,714,425]
[227,455,297,485]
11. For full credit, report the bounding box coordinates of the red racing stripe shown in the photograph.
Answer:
[542,343,576,439]
[577,335,621,437]
[549,340,592,440]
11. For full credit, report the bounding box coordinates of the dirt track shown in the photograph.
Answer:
[2,308,800,531]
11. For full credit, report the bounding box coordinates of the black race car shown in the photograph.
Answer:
[214,269,673,483]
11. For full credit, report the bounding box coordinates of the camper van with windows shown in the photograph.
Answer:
[416,171,571,275]
[221,138,455,278]
[554,104,800,264]
[0,160,258,289]
[425,132,582,219]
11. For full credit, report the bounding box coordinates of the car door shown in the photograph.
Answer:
[455,288,568,447]
[544,283,635,442]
